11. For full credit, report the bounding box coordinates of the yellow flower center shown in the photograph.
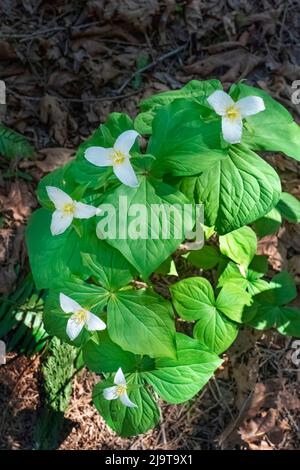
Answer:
[62,203,75,215]
[112,149,126,165]
[73,309,88,324]
[226,105,240,120]
[116,384,127,396]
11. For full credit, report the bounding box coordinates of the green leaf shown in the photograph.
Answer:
[247,272,298,332]
[264,271,297,306]
[26,209,84,289]
[101,177,192,278]
[83,330,155,374]
[81,240,134,291]
[194,144,281,234]
[44,276,109,347]
[171,277,215,321]
[147,99,227,177]
[219,226,257,268]
[69,159,112,190]
[188,245,223,270]
[230,83,300,161]
[277,192,300,223]
[276,307,300,337]
[93,374,160,437]
[217,261,248,289]
[193,310,238,355]
[247,255,268,280]
[253,207,282,238]
[215,281,252,323]
[107,289,176,359]
[217,256,268,294]
[143,333,222,404]
[135,79,223,134]
[0,123,35,159]
[171,277,239,354]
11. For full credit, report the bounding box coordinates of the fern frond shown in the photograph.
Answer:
[0,123,34,159]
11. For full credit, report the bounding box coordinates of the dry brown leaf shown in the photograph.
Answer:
[239,408,277,443]
[0,181,36,223]
[184,49,263,82]
[36,148,75,173]
[257,233,287,272]
[40,95,68,145]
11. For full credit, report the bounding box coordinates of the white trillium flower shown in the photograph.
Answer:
[46,186,101,236]
[207,90,265,144]
[60,293,106,341]
[103,367,137,408]
[84,130,139,188]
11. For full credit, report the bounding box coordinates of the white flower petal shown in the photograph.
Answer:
[103,386,118,401]
[113,158,138,188]
[60,293,82,313]
[236,96,265,118]
[46,186,72,210]
[120,391,137,408]
[85,311,106,331]
[66,316,84,341]
[114,130,139,155]
[114,367,126,386]
[207,90,234,116]
[84,146,113,167]
[74,202,101,219]
[50,210,73,235]
[222,116,243,144]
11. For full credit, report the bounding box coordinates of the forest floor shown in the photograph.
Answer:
[1,0,300,450]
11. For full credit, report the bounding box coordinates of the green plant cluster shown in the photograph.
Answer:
[26,80,300,437]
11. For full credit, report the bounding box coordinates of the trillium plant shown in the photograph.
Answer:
[26,80,300,437]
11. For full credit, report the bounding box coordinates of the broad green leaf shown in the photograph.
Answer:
[264,271,297,306]
[277,192,300,223]
[188,245,223,270]
[247,255,268,280]
[101,176,192,278]
[83,330,154,374]
[147,99,227,177]
[44,276,109,346]
[107,289,176,359]
[217,257,268,295]
[171,277,215,321]
[217,261,249,289]
[219,226,257,268]
[93,374,160,437]
[215,282,252,323]
[69,159,112,190]
[81,241,134,291]
[230,83,300,161]
[171,277,239,354]
[0,123,35,159]
[26,209,84,289]
[277,307,300,337]
[253,207,282,238]
[135,79,223,134]
[193,310,238,355]
[194,144,281,234]
[143,333,222,404]
[247,272,298,332]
